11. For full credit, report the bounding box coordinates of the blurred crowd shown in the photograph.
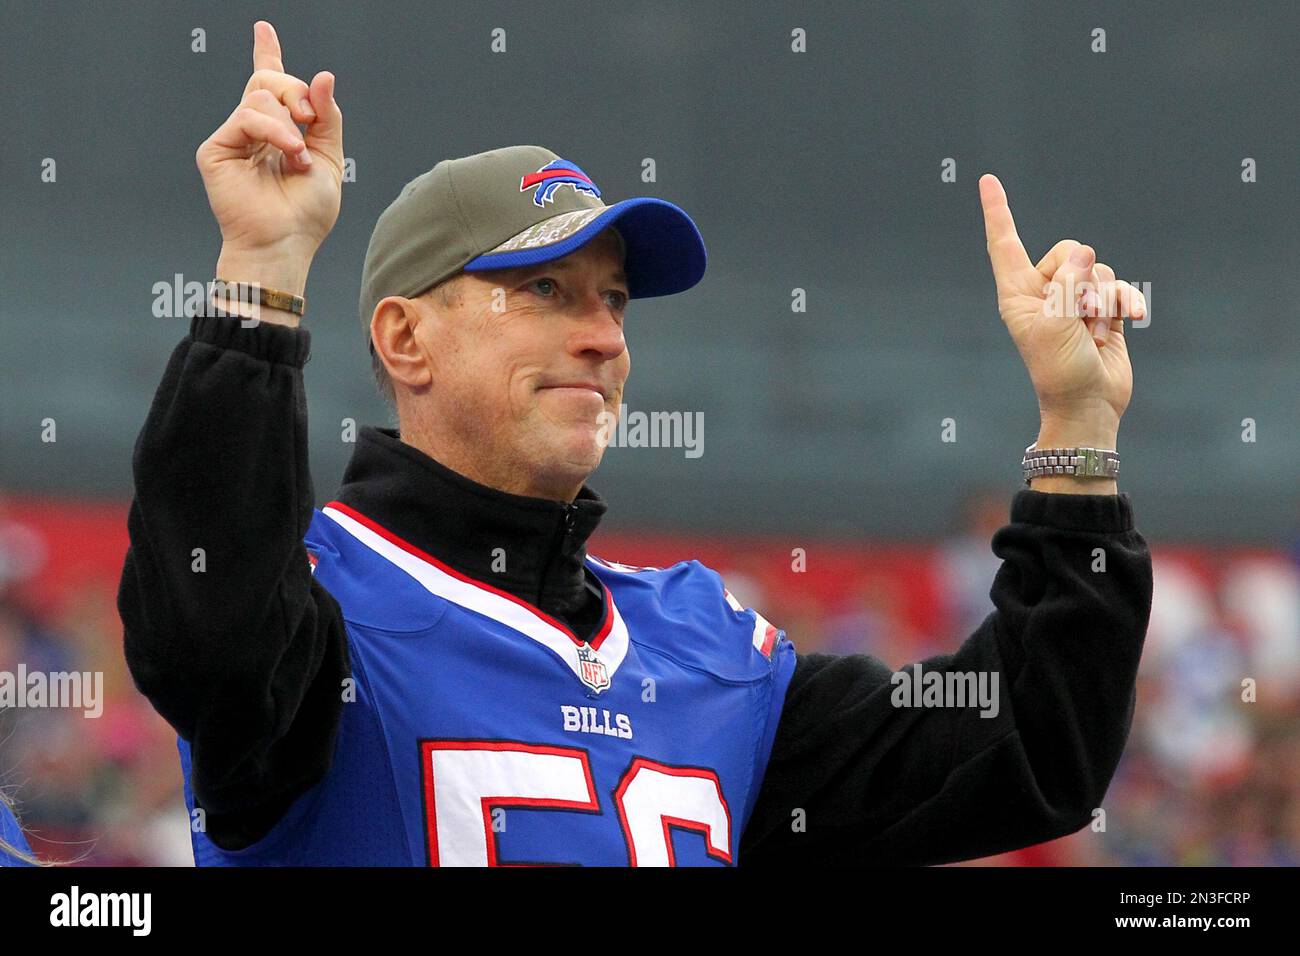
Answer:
[1,489,1297,866]
[729,490,1300,866]
[0,499,192,865]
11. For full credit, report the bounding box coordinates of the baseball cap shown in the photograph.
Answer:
[358,145,707,344]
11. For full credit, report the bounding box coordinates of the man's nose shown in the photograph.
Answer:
[567,299,626,361]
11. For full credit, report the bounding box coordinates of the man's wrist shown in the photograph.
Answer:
[1036,414,1119,452]
[1029,417,1120,495]
[1028,473,1118,495]
[215,244,312,295]
[212,246,313,327]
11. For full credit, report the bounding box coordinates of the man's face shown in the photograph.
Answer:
[403,227,630,499]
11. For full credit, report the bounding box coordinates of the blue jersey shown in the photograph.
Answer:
[0,799,33,867]
[180,501,797,866]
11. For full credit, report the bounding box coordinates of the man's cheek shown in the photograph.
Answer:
[508,374,543,425]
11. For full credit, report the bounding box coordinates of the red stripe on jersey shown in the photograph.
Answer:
[325,501,614,650]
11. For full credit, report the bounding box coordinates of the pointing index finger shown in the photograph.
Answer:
[979,173,1034,285]
[253,20,285,74]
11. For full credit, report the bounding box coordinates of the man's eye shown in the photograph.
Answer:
[530,278,557,296]
[606,290,629,310]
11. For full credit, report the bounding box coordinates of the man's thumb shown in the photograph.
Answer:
[1044,243,1096,322]
[303,71,343,165]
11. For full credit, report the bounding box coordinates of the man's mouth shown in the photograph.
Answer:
[540,382,608,400]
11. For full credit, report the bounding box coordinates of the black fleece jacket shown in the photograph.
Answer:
[118,309,1153,865]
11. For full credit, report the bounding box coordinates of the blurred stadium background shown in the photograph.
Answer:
[1,1,1296,865]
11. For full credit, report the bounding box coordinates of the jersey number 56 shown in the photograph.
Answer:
[421,740,732,866]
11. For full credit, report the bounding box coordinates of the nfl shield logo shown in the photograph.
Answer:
[576,642,610,693]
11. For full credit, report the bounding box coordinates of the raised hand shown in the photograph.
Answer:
[979,173,1144,448]
[196,21,344,311]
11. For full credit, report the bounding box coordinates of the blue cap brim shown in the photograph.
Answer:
[462,197,706,299]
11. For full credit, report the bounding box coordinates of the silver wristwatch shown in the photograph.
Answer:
[1022,441,1120,486]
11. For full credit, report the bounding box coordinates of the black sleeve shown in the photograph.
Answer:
[117,310,350,850]
[740,489,1153,866]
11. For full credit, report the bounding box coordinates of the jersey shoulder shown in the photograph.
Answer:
[588,554,786,683]
[303,506,451,633]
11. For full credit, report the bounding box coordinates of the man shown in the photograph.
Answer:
[118,21,1153,866]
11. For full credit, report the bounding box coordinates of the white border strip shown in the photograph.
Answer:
[323,506,628,689]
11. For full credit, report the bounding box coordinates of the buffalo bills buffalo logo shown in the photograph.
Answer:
[519,159,603,207]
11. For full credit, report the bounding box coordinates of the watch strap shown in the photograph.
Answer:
[1022,442,1120,486]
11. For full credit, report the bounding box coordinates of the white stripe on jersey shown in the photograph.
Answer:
[323,506,630,692]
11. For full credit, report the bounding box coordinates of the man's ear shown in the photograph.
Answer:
[371,296,434,390]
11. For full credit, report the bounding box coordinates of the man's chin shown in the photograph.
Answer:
[524,428,606,491]
[559,431,607,473]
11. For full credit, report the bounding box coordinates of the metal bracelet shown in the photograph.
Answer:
[1021,442,1120,486]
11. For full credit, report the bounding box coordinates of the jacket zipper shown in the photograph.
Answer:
[536,503,578,609]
